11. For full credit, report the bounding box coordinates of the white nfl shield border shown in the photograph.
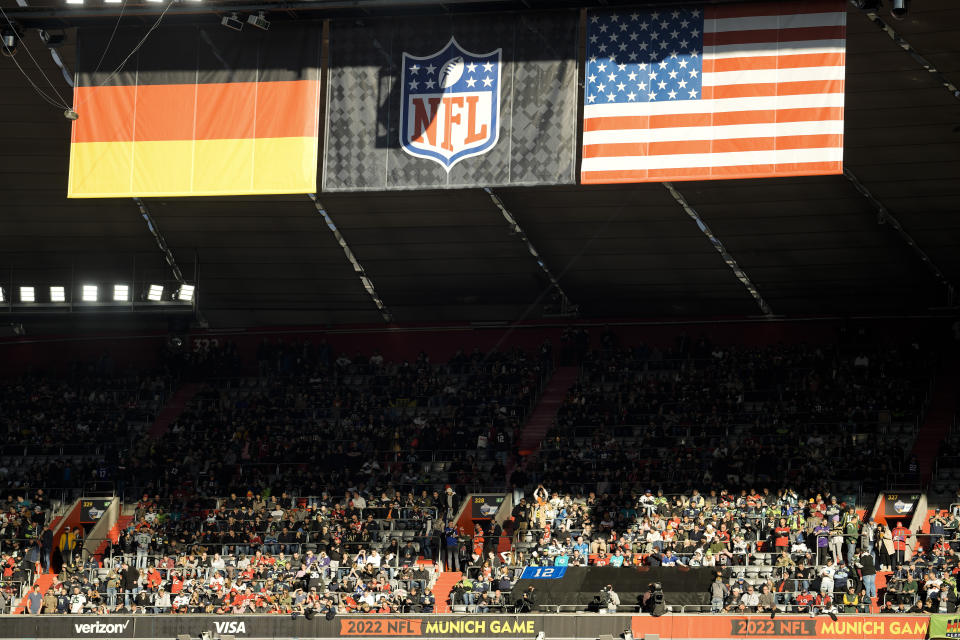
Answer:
[399,36,502,172]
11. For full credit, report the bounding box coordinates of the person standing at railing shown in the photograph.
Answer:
[119,561,139,607]
[930,511,947,545]
[59,527,80,567]
[860,516,877,563]
[709,575,728,613]
[814,521,830,565]
[828,515,844,565]
[106,570,120,608]
[892,521,911,569]
[40,527,53,574]
[25,584,42,614]
[135,528,151,570]
[856,548,877,601]
[443,521,460,572]
[844,515,860,567]
[41,586,57,614]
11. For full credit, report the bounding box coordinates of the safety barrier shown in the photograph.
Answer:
[0,613,933,639]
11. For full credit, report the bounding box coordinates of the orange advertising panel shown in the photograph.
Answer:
[632,616,929,640]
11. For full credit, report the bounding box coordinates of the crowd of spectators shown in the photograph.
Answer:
[28,550,438,615]
[30,490,456,615]
[124,341,550,500]
[3,328,948,617]
[501,483,960,615]
[530,332,929,498]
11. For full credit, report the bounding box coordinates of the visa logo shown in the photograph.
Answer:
[214,622,247,634]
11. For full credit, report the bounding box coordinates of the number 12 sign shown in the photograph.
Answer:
[520,566,567,580]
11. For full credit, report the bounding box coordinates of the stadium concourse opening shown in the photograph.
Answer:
[1,0,960,631]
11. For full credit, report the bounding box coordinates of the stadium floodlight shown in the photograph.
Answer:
[177,284,195,302]
[50,286,66,302]
[113,284,129,302]
[247,12,270,31]
[65,0,83,4]
[221,13,244,31]
[0,287,4,303]
[890,0,908,19]
[19,286,35,302]
[147,284,164,301]
[81,285,98,302]
[103,0,122,4]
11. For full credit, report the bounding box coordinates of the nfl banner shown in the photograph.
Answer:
[323,12,579,191]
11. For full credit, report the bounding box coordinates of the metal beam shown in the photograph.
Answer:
[855,7,960,104]
[484,187,577,316]
[3,0,773,27]
[307,194,393,323]
[662,181,774,316]
[843,167,956,306]
[133,198,186,284]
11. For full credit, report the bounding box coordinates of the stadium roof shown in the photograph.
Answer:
[1,0,958,327]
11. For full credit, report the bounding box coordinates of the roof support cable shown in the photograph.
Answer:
[662,181,774,317]
[307,194,393,323]
[484,187,577,316]
[133,197,184,284]
[843,167,955,306]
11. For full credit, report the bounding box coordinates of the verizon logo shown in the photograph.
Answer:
[74,620,131,634]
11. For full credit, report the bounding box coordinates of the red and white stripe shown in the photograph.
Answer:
[580,0,846,184]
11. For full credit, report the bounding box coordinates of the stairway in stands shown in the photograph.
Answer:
[13,572,57,614]
[515,365,579,456]
[431,570,462,613]
[91,514,134,563]
[148,382,205,439]
[911,360,960,483]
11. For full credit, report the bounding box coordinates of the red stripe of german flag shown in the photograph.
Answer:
[72,81,319,142]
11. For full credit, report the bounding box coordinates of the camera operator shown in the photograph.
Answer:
[599,584,620,613]
[515,585,536,613]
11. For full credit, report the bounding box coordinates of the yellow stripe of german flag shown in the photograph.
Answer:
[68,138,319,198]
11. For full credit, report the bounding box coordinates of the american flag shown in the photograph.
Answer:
[581,0,846,184]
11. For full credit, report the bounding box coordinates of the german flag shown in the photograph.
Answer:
[68,24,321,198]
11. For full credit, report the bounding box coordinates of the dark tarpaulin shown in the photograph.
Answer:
[322,11,579,191]
[511,566,718,607]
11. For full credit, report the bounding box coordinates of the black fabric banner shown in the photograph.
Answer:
[322,11,579,191]
[511,566,717,607]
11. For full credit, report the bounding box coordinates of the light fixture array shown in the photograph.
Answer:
[1,283,196,304]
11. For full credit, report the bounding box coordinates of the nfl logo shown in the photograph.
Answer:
[400,37,502,171]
